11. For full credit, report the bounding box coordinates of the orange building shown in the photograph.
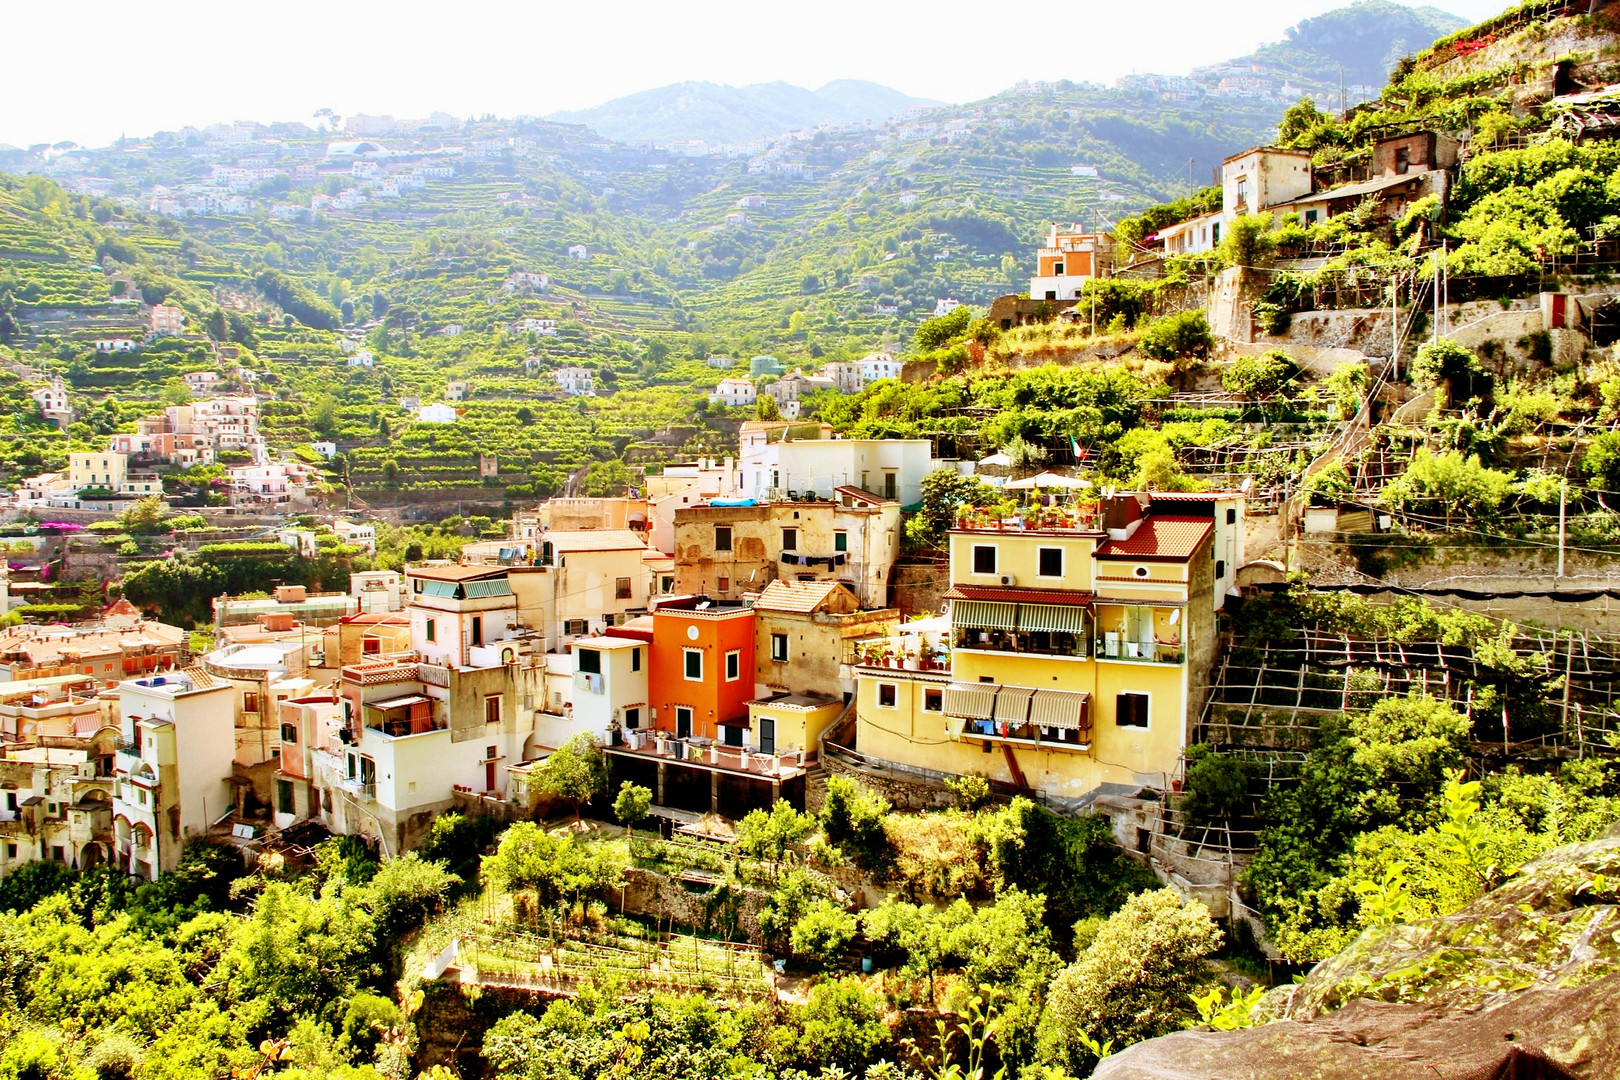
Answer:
[649,597,756,746]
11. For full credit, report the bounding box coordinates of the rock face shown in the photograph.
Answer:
[1094,837,1620,1079]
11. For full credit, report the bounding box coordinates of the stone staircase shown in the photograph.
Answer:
[802,761,828,815]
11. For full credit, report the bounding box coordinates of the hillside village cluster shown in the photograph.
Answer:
[0,402,1243,879]
[0,116,1532,883]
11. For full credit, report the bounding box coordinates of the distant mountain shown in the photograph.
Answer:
[1249,0,1468,89]
[549,79,941,147]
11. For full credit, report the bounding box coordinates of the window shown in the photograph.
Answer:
[1053,261,1065,275]
[715,526,733,551]
[624,707,640,729]
[883,472,897,500]
[1226,508,1237,525]
[51,845,64,862]
[615,576,632,599]
[676,706,693,739]
[878,683,897,708]
[577,649,601,674]
[276,779,294,815]
[471,616,483,647]
[1116,692,1150,728]
[631,648,641,672]
[243,692,260,713]
[1137,827,1152,854]
[1236,178,1248,205]
[972,545,997,575]
[1216,560,1226,578]
[723,725,744,747]
[1395,145,1411,173]
[413,578,425,594]
[771,633,789,662]
[661,575,674,593]
[1044,290,1057,301]
[684,648,703,681]
[725,649,741,681]
[923,688,943,712]
[347,754,356,779]
[5,843,15,859]
[565,619,587,636]
[782,527,798,550]
[280,722,297,744]
[1037,547,1064,578]
[718,576,730,591]
[834,530,848,552]
[485,695,502,724]
[425,618,436,642]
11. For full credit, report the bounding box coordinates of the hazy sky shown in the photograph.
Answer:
[7,0,1509,149]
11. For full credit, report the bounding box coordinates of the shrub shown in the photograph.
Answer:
[1137,310,1213,364]
[1411,338,1491,407]
[1221,350,1301,399]
[1179,745,1257,827]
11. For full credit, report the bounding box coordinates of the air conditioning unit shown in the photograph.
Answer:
[999,575,1017,586]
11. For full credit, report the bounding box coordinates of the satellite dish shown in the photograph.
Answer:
[1169,609,1181,626]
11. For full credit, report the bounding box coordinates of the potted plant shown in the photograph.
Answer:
[902,649,920,671]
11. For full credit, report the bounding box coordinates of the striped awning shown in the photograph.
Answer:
[953,600,1017,630]
[993,685,1035,723]
[1018,603,1089,634]
[943,682,998,720]
[1031,689,1090,730]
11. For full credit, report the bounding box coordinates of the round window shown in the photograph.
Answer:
[1133,565,1150,579]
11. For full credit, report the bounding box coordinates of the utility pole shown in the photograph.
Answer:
[1188,157,1195,199]
[1558,477,1567,578]
[1340,67,1346,116]
[1390,273,1400,381]
[1432,253,1440,347]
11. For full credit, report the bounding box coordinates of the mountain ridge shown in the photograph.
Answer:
[548,78,942,147]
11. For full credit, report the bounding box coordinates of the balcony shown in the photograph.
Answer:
[953,503,1101,534]
[952,627,1089,660]
[956,718,1092,753]
[1096,638,1184,664]
[608,731,812,779]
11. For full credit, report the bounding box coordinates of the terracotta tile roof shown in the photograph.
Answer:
[1094,516,1212,561]
[544,529,647,552]
[754,579,848,614]
[944,585,1095,604]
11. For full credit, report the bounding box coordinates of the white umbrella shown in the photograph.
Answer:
[1003,471,1092,491]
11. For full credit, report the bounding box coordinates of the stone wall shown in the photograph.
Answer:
[619,865,772,944]
[891,559,949,619]
[820,751,957,812]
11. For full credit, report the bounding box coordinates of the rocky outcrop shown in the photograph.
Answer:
[1094,836,1620,1079]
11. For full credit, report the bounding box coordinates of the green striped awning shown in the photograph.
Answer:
[1018,603,1088,634]
[953,600,1017,631]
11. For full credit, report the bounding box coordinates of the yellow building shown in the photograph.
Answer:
[853,492,1243,801]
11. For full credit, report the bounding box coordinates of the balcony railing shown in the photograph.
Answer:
[1096,639,1184,664]
[957,718,1092,750]
[953,629,1089,659]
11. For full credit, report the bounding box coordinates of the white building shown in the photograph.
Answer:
[112,671,236,880]
[149,305,184,337]
[551,367,595,397]
[95,339,136,353]
[1159,212,1223,256]
[417,403,458,424]
[348,349,375,368]
[711,378,757,408]
[30,377,71,428]
[333,519,378,555]
[740,432,939,506]
[933,298,961,317]
[568,244,589,260]
[857,352,902,385]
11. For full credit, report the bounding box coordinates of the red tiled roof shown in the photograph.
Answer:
[1094,516,1212,561]
[944,585,1095,604]
[1147,491,1246,501]
[341,612,409,625]
[834,485,895,505]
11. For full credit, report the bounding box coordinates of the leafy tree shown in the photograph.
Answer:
[756,867,828,949]
[1221,350,1301,399]
[755,394,781,421]
[0,859,76,913]
[906,468,996,551]
[915,305,972,350]
[788,899,856,968]
[819,776,893,872]
[363,852,458,944]
[612,782,652,837]
[1136,310,1213,364]
[1411,338,1492,408]
[795,978,890,1074]
[482,822,624,912]
[536,732,608,821]
[1378,448,1511,525]
[1179,745,1256,827]
[160,378,191,406]
[1038,889,1221,1075]
[736,799,815,876]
